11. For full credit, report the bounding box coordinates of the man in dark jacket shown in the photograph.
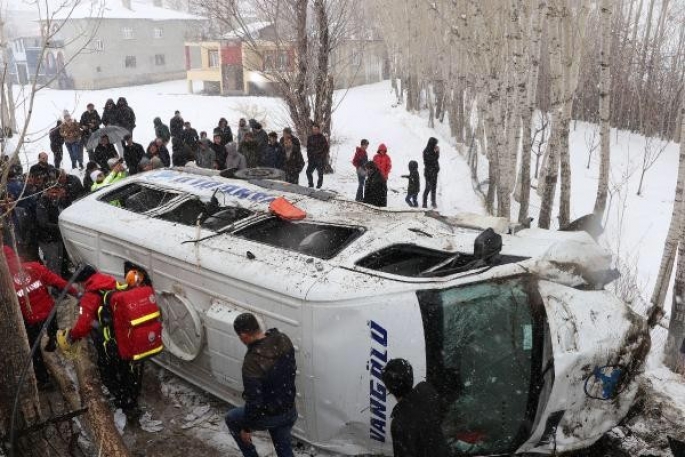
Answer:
[363,161,387,207]
[170,110,184,139]
[57,169,86,206]
[249,119,269,167]
[49,120,65,169]
[114,97,136,135]
[79,102,101,153]
[29,152,56,188]
[153,117,171,144]
[147,140,171,167]
[281,135,304,185]
[263,132,284,169]
[101,99,117,126]
[181,121,199,149]
[35,186,66,274]
[305,122,328,188]
[422,137,440,209]
[225,313,297,457]
[210,134,226,169]
[381,359,450,457]
[93,135,118,171]
[123,134,146,174]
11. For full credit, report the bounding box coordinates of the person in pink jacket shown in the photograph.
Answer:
[373,143,392,181]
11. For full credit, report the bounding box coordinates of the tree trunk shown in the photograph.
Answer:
[652,103,685,313]
[593,1,612,216]
[293,0,311,139]
[434,79,445,121]
[74,344,132,457]
[313,0,332,138]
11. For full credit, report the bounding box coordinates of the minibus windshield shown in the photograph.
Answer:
[417,277,545,455]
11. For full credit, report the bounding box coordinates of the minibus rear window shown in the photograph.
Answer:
[234,217,363,259]
[99,183,180,213]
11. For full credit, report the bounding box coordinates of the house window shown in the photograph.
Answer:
[263,50,290,72]
[122,27,134,40]
[154,27,163,39]
[125,56,137,68]
[155,54,166,66]
[208,49,219,68]
[351,48,361,66]
[94,39,104,52]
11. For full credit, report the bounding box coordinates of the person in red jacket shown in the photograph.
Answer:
[4,245,77,388]
[373,143,392,182]
[352,139,369,202]
[57,264,148,418]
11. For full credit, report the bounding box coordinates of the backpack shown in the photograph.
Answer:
[99,285,163,361]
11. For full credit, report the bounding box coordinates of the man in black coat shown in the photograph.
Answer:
[79,103,101,153]
[170,110,184,139]
[181,121,199,149]
[362,161,387,207]
[422,137,440,209]
[49,121,65,169]
[305,122,328,188]
[381,359,450,457]
[114,97,136,135]
[123,134,146,174]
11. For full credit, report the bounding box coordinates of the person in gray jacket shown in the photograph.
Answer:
[195,139,217,169]
[225,142,247,172]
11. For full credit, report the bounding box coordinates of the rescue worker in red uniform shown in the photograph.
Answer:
[57,265,152,419]
[3,245,77,388]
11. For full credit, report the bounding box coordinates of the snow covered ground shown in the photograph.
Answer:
[11,79,685,455]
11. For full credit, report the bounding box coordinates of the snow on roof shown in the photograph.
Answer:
[51,0,205,22]
[223,21,272,40]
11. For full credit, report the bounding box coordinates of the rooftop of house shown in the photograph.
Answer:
[49,0,205,22]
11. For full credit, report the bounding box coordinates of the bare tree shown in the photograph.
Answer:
[593,0,612,217]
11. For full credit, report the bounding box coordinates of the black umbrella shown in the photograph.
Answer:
[86,126,130,150]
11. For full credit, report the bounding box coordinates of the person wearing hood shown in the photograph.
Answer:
[363,161,387,207]
[114,97,136,134]
[422,137,440,209]
[282,135,304,185]
[101,98,117,126]
[402,160,420,207]
[373,143,392,181]
[236,118,250,148]
[196,138,218,169]
[4,245,78,389]
[153,117,171,144]
[123,134,145,175]
[170,110,184,138]
[352,139,369,201]
[93,135,118,171]
[214,118,233,146]
[225,142,247,172]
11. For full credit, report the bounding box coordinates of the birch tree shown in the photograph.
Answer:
[593,0,612,217]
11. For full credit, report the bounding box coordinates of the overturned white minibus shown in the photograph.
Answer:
[59,168,650,456]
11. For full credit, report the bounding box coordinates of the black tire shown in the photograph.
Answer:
[233,167,285,181]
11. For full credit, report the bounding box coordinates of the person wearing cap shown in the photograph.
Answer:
[89,169,107,192]
[263,131,284,169]
[57,264,149,418]
[123,134,145,175]
[104,157,128,185]
[305,122,329,189]
[225,312,297,457]
[381,359,450,457]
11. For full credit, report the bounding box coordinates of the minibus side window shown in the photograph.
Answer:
[417,278,545,456]
[98,183,179,213]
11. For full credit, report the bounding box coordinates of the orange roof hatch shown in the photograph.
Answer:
[269,197,306,221]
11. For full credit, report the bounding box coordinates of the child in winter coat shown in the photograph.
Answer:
[402,160,420,207]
